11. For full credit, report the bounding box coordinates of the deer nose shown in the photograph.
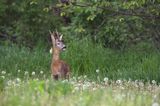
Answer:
[62,46,66,51]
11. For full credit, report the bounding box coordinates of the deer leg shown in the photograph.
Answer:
[53,74,59,80]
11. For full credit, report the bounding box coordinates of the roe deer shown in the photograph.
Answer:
[50,30,70,80]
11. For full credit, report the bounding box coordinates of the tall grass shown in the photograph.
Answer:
[0,38,160,81]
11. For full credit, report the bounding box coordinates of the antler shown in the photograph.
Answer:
[55,29,63,41]
[49,29,63,42]
[49,30,55,47]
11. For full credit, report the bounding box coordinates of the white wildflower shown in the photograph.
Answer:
[16,78,21,83]
[152,80,156,84]
[72,76,76,81]
[7,80,12,86]
[62,79,68,83]
[32,71,35,76]
[153,95,157,102]
[82,84,88,90]
[120,86,125,90]
[104,77,109,82]
[84,75,87,79]
[92,81,96,85]
[18,70,21,73]
[1,71,6,74]
[74,86,79,91]
[49,48,52,54]
[40,71,43,74]
[139,81,144,87]
[152,102,159,106]
[96,69,100,73]
[24,71,29,75]
[1,76,5,79]
[116,79,122,84]
[78,76,82,80]
[92,87,97,91]
[12,81,16,86]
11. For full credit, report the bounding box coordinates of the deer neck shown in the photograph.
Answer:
[52,48,61,62]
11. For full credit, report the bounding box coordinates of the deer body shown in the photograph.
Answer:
[50,31,70,80]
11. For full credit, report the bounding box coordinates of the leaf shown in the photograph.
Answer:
[43,7,49,12]
[87,14,96,21]
[60,12,66,16]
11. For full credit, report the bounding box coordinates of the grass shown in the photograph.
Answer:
[0,38,160,81]
[0,39,160,106]
[0,76,160,106]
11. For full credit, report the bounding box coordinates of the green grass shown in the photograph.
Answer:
[0,39,160,106]
[0,38,160,81]
[0,77,159,106]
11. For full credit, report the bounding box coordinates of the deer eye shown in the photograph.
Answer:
[57,42,60,45]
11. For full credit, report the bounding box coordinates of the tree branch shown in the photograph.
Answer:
[71,2,160,20]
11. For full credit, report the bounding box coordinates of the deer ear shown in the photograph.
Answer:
[60,34,63,41]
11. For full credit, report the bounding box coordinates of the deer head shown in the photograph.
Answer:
[50,30,66,51]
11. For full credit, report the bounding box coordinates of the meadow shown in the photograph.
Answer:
[0,38,160,106]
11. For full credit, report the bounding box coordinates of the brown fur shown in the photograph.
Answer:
[50,31,70,80]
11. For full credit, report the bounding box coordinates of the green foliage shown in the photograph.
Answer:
[60,0,160,49]
[0,0,62,47]
[1,0,160,49]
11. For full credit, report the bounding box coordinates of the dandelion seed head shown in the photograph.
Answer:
[92,87,97,91]
[96,69,100,73]
[18,70,21,73]
[152,102,159,106]
[24,71,28,75]
[84,75,87,79]
[82,84,88,90]
[32,71,35,76]
[152,80,156,84]
[40,71,43,74]
[74,86,79,91]
[1,71,6,74]
[16,78,21,83]
[139,82,144,87]
[1,76,5,79]
[104,77,109,82]
[116,79,122,84]
[7,80,12,86]
[153,95,157,100]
